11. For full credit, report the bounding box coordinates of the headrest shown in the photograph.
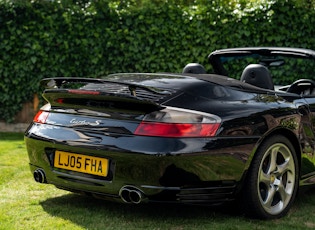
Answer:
[240,64,274,90]
[182,63,207,74]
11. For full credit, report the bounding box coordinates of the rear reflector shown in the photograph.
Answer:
[134,122,220,137]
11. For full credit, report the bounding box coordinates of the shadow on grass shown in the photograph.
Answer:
[39,187,315,229]
[40,193,242,228]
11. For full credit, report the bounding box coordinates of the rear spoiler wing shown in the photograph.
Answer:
[40,78,173,112]
[41,77,171,97]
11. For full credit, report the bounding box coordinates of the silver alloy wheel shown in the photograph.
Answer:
[257,143,296,215]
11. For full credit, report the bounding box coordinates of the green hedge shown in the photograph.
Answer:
[1,0,315,122]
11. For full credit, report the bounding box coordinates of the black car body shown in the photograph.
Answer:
[25,47,315,219]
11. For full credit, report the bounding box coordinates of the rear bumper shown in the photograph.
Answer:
[25,124,258,205]
[29,162,237,205]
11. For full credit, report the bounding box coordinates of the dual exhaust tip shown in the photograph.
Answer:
[33,169,47,183]
[119,185,145,204]
[34,169,145,204]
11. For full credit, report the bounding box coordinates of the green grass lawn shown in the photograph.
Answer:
[1,132,315,229]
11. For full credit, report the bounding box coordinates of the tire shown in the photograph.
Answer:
[242,135,299,219]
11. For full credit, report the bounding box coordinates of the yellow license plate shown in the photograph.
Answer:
[54,151,108,177]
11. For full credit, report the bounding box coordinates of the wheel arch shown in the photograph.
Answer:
[243,128,302,182]
[259,128,301,170]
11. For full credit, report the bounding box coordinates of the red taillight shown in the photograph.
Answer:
[134,107,221,138]
[134,122,220,137]
[33,110,49,124]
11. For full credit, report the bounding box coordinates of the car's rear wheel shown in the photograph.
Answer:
[242,135,299,219]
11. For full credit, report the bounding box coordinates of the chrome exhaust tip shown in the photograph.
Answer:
[119,186,144,204]
[33,169,46,183]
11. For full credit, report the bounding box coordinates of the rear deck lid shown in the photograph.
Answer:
[41,74,187,112]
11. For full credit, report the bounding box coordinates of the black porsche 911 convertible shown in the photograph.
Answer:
[25,47,315,219]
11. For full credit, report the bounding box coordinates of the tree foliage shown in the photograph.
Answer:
[1,0,315,122]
